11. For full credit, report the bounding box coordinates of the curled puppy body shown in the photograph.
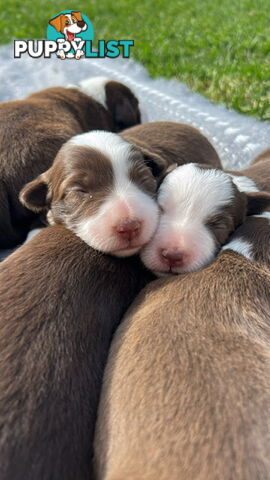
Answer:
[0,77,141,248]
[94,211,270,480]
[20,131,162,257]
[0,225,153,480]
[227,148,270,193]
[140,163,270,275]
[121,121,222,171]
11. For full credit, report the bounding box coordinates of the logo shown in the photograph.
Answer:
[14,10,134,60]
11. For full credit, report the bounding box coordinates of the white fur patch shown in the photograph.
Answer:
[222,238,253,260]
[229,174,259,192]
[158,164,234,220]
[70,76,109,108]
[253,211,270,221]
[69,130,132,159]
[24,228,43,243]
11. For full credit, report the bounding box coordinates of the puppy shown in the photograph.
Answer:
[94,210,270,480]
[228,148,270,193]
[0,225,153,480]
[140,163,270,274]
[20,122,221,255]
[0,77,141,248]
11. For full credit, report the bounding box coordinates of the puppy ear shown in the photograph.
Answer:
[114,96,140,131]
[20,174,50,212]
[105,81,141,131]
[246,191,270,216]
[71,11,83,21]
[140,147,169,178]
[49,14,64,32]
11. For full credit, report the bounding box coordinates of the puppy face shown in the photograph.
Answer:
[20,132,162,257]
[140,164,270,275]
[49,12,87,40]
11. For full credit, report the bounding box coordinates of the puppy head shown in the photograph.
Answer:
[222,211,270,270]
[140,163,270,275]
[75,77,141,131]
[20,131,163,257]
[49,12,86,38]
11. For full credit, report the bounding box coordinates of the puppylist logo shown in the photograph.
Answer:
[14,10,134,60]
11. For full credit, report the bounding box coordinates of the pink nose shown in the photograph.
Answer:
[116,219,141,241]
[161,248,184,267]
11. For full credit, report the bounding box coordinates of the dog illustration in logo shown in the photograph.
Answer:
[49,11,88,59]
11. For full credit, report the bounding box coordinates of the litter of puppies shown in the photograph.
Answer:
[1,77,270,480]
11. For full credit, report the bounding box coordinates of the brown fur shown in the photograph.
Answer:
[0,225,153,480]
[0,83,140,248]
[94,236,270,479]
[121,121,222,171]
[227,149,270,192]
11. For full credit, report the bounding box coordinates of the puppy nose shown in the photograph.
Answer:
[116,219,141,241]
[161,248,184,267]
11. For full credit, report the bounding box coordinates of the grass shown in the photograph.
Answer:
[1,0,270,120]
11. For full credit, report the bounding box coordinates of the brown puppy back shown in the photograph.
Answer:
[121,121,222,171]
[0,225,152,480]
[94,250,270,480]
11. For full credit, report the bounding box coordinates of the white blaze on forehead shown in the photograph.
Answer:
[222,238,253,260]
[70,77,109,108]
[228,174,259,193]
[158,164,234,222]
[68,131,133,189]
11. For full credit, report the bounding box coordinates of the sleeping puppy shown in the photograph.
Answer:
[0,225,153,480]
[0,77,141,248]
[20,122,221,255]
[140,163,270,274]
[94,209,270,480]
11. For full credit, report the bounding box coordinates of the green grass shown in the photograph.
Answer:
[1,0,270,120]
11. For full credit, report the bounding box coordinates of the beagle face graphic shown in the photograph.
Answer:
[49,11,87,42]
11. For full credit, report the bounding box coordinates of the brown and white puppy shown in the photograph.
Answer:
[140,163,270,275]
[94,211,270,480]
[20,122,221,256]
[0,77,141,248]
[20,131,161,257]
[227,148,270,193]
[0,224,153,480]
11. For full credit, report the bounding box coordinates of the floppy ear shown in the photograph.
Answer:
[114,96,139,131]
[71,11,83,21]
[20,174,50,212]
[49,14,65,32]
[139,147,169,178]
[246,191,270,216]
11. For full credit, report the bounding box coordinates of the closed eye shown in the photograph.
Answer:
[206,215,225,227]
[70,187,91,195]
